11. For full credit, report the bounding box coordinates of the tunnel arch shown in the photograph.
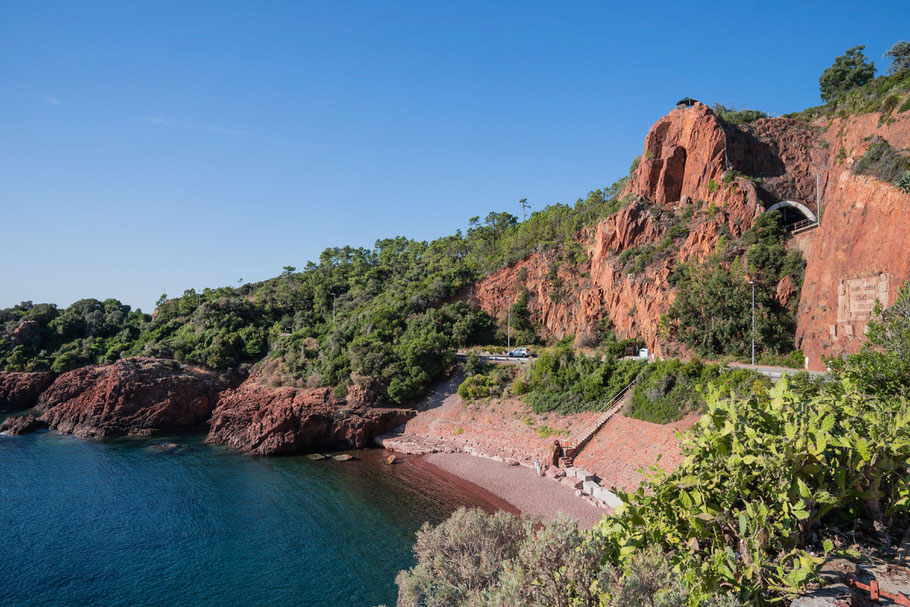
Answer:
[766,200,817,223]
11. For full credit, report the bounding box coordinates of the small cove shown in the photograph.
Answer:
[0,430,505,607]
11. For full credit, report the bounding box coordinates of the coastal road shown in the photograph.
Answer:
[454,352,534,365]
[727,362,827,382]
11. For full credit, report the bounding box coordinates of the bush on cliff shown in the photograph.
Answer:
[668,211,803,359]
[853,139,910,184]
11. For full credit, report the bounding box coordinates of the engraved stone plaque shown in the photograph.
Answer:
[837,274,890,323]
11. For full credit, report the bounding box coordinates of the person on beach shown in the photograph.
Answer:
[550,440,563,468]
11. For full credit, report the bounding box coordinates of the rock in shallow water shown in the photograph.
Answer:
[0,414,49,436]
[147,443,193,454]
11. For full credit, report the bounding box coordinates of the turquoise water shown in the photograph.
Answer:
[0,431,494,607]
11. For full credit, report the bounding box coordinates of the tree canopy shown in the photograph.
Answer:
[819,45,876,102]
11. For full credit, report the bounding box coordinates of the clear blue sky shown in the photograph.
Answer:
[2,1,907,312]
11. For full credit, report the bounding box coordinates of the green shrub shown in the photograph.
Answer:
[457,373,504,401]
[603,375,910,602]
[396,507,744,607]
[712,103,768,124]
[853,140,910,183]
[894,170,910,193]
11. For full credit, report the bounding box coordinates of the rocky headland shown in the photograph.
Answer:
[207,375,414,455]
[35,357,231,439]
[0,358,414,456]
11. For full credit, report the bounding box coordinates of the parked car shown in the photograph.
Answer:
[508,347,531,358]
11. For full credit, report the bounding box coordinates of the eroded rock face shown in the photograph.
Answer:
[36,358,231,439]
[459,102,910,368]
[208,376,414,455]
[0,414,48,435]
[0,372,56,412]
[795,170,910,369]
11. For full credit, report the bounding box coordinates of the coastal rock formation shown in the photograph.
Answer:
[0,371,56,412]
[36,358,230,439]
[0,414,49,435]
[208,375,414,455]
[796,169,910,369]
[792,113,910,370]
[458,102,910,368]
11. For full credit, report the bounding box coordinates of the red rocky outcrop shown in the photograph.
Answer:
[459,102,910,368]
[0,371,56,412]
[36,358,230,439]
[0,414,49,435]
[207,375,414,455]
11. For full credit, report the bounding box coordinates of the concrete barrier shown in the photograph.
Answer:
[575,469,596,482]
[582,480,599,495]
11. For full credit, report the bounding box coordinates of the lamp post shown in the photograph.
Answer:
[507,296,511,351]
[749,281,755,366]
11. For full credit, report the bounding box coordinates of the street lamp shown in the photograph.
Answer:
[507,296,511,350]
[749,281,755,366]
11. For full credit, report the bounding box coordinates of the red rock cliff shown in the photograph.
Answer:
[36,358,231,439]
[795,112,910,369]
[0,371,55,412]
[461,103,763,357]
[461,102,910,368]
[207,375,414,455]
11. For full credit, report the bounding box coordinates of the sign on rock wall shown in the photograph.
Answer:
[837,274,890,323]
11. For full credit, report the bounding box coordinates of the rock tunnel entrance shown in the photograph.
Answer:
[765,200,817,229]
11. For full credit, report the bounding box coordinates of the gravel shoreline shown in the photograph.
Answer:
[423,451,607,529]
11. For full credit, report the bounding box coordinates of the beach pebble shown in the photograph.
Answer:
[332,454,354,462]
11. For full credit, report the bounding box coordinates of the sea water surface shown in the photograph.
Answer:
[0,429,497,607]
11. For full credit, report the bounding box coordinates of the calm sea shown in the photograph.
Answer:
[0,429,494,607]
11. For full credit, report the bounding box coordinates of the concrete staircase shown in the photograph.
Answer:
[561,381,635,468]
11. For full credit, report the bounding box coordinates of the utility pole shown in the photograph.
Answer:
[507,296,511,350]
[332,293,336,326]
[750,281,756,366]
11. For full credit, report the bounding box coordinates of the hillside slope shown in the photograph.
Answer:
[460,100,910,370]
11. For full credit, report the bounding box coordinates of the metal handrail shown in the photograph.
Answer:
[564,380,636,451]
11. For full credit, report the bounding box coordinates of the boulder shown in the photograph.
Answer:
[0,414,48,435]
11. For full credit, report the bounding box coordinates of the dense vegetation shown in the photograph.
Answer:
[818,45,877,102]
[711,103,768,125]
[668,210,804,358]
[459,339,768,424]
[790,65,910,122]
[397,284,910,606]
[0,181,633,405]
